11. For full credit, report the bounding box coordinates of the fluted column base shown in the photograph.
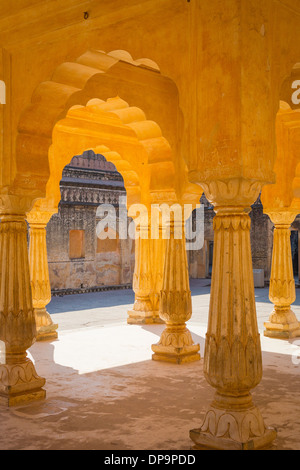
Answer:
[127,297,155,324]
[190,394,277,450]
[35,308,58,341]
[152,324,200,364]
[264,307,300,339]
[152,311,165,324]
[0,357,46,407]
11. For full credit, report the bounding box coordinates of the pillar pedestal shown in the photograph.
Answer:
[152,323,200,364]
[127,300,154,325]
[264,212,300,339]
[190,393,277,450]
[33,308,58,342]
[264,307,300,339]
[0,356,46,407]
[189,179,276,450]
[152,219,200,364]
[0,204,46,406]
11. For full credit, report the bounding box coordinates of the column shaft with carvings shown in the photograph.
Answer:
[149,226,166,323]
[190,179,276,450]
[264,212,300,339]
[27,210,58,341]
[127,223,154,324]
[0,199,46,406]
[151,218,200,364]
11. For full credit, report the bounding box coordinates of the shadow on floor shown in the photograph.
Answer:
[0,326,298,450]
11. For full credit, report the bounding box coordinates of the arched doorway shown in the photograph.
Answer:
[0,51,202,406]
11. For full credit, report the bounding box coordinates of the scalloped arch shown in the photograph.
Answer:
[31,94,179,216]
[16,49,189,207]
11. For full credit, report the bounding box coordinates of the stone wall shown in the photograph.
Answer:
[188,194,274,282]
[250,197,273,281]
[188,194,215,279]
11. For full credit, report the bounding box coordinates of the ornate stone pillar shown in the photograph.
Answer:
[151,216,200,364]
[264,211,300,339]
[27,210,58,341]
[0,196,46,406]
[190,179,276,450]
[149,226,166,323]
[127,222,154,324]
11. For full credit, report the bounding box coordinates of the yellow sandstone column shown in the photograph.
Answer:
[151,216,200,364]
[264,211,300,339]
[127,221,154,324]
[27,210,58,341]
[0,197,46,406]
[190,179,276,450]
[149,225,166,324]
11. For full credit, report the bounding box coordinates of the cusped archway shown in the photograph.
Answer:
[15,49,197,208]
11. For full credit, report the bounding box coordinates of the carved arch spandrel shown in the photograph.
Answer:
[29,94,179,221]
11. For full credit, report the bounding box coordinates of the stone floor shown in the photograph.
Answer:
[0,279,300,450]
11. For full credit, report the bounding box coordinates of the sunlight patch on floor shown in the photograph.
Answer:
[27,322,299,376]
[29,325,163,374]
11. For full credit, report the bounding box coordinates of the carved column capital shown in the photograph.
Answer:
[27,209,56,227]
[266,210,298,227]
[200,177,263,211]
[0,194,35,216]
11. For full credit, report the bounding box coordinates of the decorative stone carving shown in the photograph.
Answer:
[27,209,58,341]
[264,211,300,339]
[149,225,166,323]
[191,394,276,450]
[152,218,200,364]
[127,222,154,324]
[190,178,276,450]
[260,106,300,338]
[0,206,46,406]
